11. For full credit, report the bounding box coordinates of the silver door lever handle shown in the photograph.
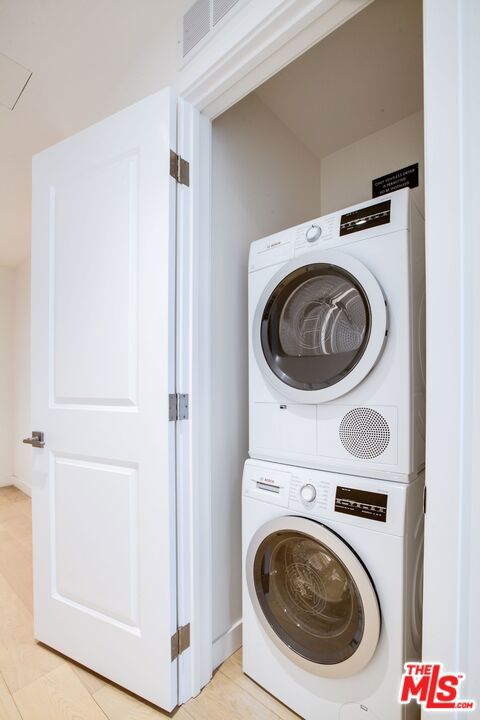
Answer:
[23,431,45,448]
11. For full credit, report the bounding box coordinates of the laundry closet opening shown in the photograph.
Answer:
[209,0,424,667]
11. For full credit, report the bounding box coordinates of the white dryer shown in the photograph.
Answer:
[248,189,425,482]
[242,459,424,720]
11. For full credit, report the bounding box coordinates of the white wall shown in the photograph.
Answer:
[211,93,321,664]
[422,0,480,707]
[0,267,14,486]
[320,111,424,215]
[0,260,30,494]
[12,258,31,495]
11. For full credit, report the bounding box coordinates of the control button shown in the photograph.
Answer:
[306,225,322,243]
[300,483,316,503]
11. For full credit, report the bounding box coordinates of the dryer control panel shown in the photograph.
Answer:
[248,188,410,273]
[339,199,391,237]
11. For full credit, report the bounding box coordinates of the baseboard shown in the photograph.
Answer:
[212,619,242,670]
[10,476,32,497]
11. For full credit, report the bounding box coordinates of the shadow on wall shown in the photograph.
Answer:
[210,92,322,661]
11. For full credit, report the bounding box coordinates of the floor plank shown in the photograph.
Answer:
[0,512,32,546]
[0,488,26,504]
[0,499,31,524]
[93,683,191,719]
[0,673,22,720]
[0,527,33,613]
[13,665,108,720]
[71,665,107,696]
[0,572,64,694]
[219,651,300,720]
[184,669,282,720]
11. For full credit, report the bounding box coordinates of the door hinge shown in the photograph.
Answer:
[423,486,427,514]
[171,623,190,661]
[169,393,189,421]
[170,150,190,186]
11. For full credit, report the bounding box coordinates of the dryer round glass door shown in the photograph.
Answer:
[246,516,381,678]
[252,250,387,403]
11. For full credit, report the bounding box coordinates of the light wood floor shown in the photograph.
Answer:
[0,486,299,720]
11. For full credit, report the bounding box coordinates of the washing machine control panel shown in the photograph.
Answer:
[243,460,411,535]
[289,475,330,513]
[335,485,388,523]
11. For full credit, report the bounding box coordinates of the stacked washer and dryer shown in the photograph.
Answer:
[243,188,425,719]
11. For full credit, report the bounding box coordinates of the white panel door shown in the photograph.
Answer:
[30,89,178,709]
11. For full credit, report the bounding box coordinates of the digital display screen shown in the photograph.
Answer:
[335,485,388,523]
[340,200,391,237]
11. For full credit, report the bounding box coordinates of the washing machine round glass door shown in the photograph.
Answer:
[252,250,387,403]
[246,516,381,678]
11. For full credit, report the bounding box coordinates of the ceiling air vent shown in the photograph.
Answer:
[213,0,241,25]
[181,0,244,60]
[0,52,32,110]
[183,0,211,57]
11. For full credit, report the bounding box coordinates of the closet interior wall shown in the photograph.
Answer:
[211,94,321,663]
[209,0,424,665]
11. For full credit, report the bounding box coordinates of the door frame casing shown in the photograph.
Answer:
[178,0,376,698]
[176,98,213,701]
[422,0,480,711]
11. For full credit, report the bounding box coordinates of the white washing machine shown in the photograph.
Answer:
[242,459,424,720]
[248,189,425,482]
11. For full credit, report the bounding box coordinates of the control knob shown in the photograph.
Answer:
[300,483,316,503]
[306,224,322,243]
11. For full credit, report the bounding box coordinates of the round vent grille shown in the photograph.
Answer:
[339,408,390,459]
